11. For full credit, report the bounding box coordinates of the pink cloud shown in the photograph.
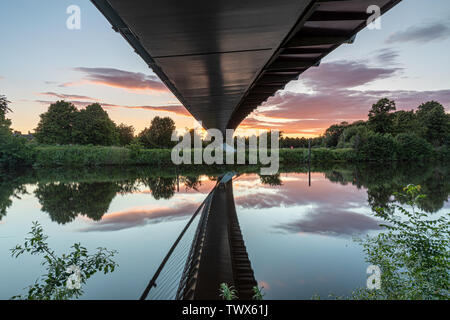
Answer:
[70,67,168,92]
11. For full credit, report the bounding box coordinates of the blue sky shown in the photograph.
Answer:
[1,0,449,136]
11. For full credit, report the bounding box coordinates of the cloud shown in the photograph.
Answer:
[374,48,400,64]
[238,58,449,135]
[275,210,382,236]
[35,99,95,108]
[300,60,401,90]
[386,22,450,44]
[80,202,200,232]
[39,92,97,101]
[233,173,383,237]
[104,104,191,117]
[34,92,190,117]
[65,67,168,92]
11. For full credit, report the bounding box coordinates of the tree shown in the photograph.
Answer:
[0,95,12,135]
[72,103,118,146]
[116,123,135,146]
[392,110,418,136]
[338,122,369,149]
[368,98,396,134]
[35,181,119,224]
[416,101,449,146]
[0,95,34,167]
[138,116,176,148]
[34,101,78,144]
[395,133,433,161]
[357,132,396,161]
[141,176,176,200]
[351,185,449,300]
[0,95,12,122]
[324,122,348,147]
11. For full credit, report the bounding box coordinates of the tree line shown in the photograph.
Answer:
[280,98,449,160]
[33,100,176,148]
[1,96,449,167]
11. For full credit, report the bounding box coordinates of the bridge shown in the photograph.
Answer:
[90,0,402,300]
[91,0,401,134]
[139,174,257,300]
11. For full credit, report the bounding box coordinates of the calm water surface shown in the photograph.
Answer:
[0,163,448,299]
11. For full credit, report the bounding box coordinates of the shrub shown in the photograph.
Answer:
[395,133,433,161]
[34,145,130,167]
[357,132,397,161]
[0,134,35,167]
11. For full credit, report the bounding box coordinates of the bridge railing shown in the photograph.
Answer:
[140,185,217,300]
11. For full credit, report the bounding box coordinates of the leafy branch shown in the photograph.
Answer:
[11,222,118,300]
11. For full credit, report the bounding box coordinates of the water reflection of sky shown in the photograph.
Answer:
[0,171,448,299]
[232,173,383,299]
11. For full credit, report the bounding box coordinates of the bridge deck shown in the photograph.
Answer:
[91,0,401,132]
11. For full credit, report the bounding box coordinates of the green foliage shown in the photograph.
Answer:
[138,116,176,148]
[368,98,396,134]
[324,122,348,147]
[116,123,135,146]
[279,148,356,163]
[0,95,12,130]
[392,110,418,136]
[0,95,35,167]
[0,133,35,167]
[11,222,118,300]
[338,123,370,149]
[35,101,119,146]
[35,182,119,224]
[34,145,131,167]
[72,103,118,146]
[395,133,433,161]
[259,174,282,186]
[219,283,238,300]
[416,101,449,147]
[357,132,397,161]
[252,286,265,300]
[34,101,78,145]
[352,185,449,300]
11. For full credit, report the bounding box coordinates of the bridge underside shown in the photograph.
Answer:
[91,0,401,133]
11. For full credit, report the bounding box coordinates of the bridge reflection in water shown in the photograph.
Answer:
[140,173,257,300]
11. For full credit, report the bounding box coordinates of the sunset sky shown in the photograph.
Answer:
[1,0,449,137]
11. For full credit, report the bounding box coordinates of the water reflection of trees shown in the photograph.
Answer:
[1,163,449,224]
[140,177,176,200]
[35,182,120,224]
[259,173,282,186]
[324,162,450,214]
[0,171,28,221]
[181,176,202,191]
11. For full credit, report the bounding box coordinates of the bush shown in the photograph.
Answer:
[357,133,397,161]
[279,148,356,163]
[0,134,35,167]
[395,133,433,161]
[34,145,130,167]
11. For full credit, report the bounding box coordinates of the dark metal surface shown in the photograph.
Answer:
[176,180,257,300]
[91,0,401,132]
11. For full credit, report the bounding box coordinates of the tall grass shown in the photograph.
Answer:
[31,145,448,168]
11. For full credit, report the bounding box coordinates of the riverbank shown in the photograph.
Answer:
[29,145,449,168]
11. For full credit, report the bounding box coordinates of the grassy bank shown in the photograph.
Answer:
[29,145,449,168]
[33,146,356,167]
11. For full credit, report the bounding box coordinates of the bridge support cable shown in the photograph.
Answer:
[140,184,218,300]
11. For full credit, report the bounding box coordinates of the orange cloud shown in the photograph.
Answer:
[70,67,168,93]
